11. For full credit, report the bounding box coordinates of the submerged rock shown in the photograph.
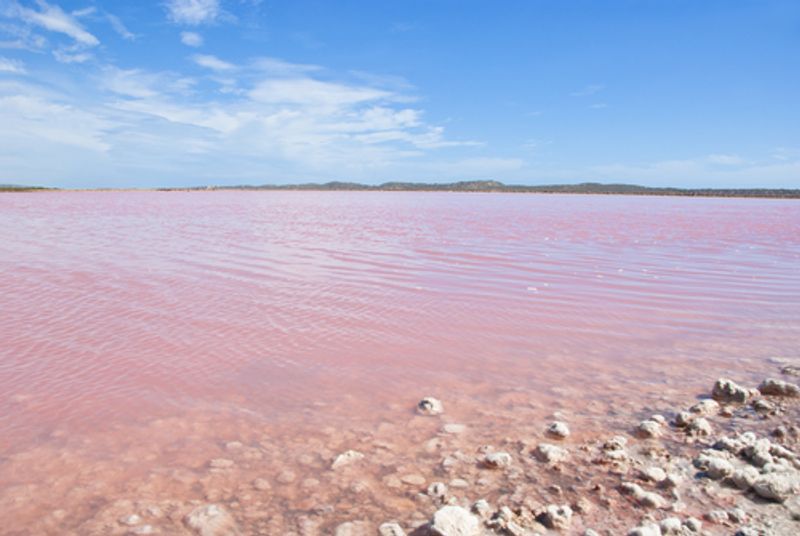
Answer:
[185,504,239,536]
[533,443,569,464]
[418,397,444,416]
[430,506,480,536]
[483,451,512,469]
[332,449,365,470]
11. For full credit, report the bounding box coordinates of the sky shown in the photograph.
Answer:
[0,0,798,189]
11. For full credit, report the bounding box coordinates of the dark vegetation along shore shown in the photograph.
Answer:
[3,181,800,198]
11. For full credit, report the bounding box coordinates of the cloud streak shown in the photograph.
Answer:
[165,0,220,26]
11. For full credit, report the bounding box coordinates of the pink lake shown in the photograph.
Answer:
[0,191,799,534]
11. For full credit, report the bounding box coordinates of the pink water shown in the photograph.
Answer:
[0,191,799,533]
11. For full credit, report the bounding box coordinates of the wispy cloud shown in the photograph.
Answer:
[165,0,220,25]
[0,55,25,73]
[6,0,99,46]
[192,53,234,71]
[706,153,745,166]
[106,13,135,41]
[570,83,604,97]
[180,30,203,47]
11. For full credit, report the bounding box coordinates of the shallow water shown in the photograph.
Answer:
[0,191,799,533]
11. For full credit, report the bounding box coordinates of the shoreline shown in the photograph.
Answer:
[3,359,799,535]
[3,181,800,199]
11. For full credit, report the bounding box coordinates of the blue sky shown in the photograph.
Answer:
[0,0,798,188]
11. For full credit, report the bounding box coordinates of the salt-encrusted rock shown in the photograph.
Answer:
[185,504,239,536]
[119,514,142,526]
[660,473,683,489]
[695,454,734,480]
[603,436,628,450]
[130,525,154,535]
[471,499,491,519]
[334,521,369,536]
[674,411,693,427]
[626,522,662,536]
[449,478,469,489]
[686,417,712,436]
[759,378,800,397]
[584,530,600,536]
[752,471,800,502]
[684,518,702,533]
[537,504,573,530]
[332,450,364,470]
[483,451,512,469]
[546,421,570,439]
[744,439,774,467]
[430,505,480,536]
[728,508,747,523]
[752,398,775,413]
[712,378,753,403]
[659,518,682,535]
[209,458,234,469]
[640,466,667,483]
[417,397,444,416]
[730,465,759,490]
[427,482,448,498]
[620,482,668,508]
[636,419,663,439]
[277,470,295,484]
[704,510,729,524]
[690,399,720,415]
[224,441,243,451]
[534,443,569,464]
[378,522,406,536]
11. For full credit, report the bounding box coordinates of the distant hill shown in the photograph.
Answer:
[193,180,800,199]
[0,184,51,192]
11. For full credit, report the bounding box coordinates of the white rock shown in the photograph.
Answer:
[690,399,720,415]
[546,421,570,439]
[378,523,406,536]
[332,450,365,470]
[731,466,760,490]
[208,458,234,469]
[659,518,682,534]
[119,514,142,526]
[533,443,569,464]
[627,522,662,536]
[427,482,448,498]
[430,506,480,536]
[684,518,702,532]
[483,451,512,469]
[185,504,239,536]
[759,378,800,397]
[417,397,444,416]
[636,419,663,439]
[442,423,466,434]
[538,504,573,530]
[686,417,712,436]
[334,521,370,536]
[712,378,753,403]
[752,471,800,502]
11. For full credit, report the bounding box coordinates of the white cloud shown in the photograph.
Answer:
[249,78,390,106]
[192,53,234,71]
[106,13,135,41]
[180,31,203,47]
[571,84,605,97]
[102,67,161,98]
[0,55,25,73]
[53,48,92,63]
[165,0,220,25]
[8,0,99,46]
[706,153,746,166]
